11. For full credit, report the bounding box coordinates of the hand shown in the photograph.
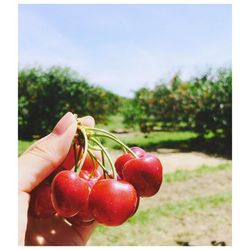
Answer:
[18,112,97,246]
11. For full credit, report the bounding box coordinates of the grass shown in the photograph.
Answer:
[89,162,232,245]
[164,163,232,184]
[18,130,197,156]
[18,140,34,156]
[92,191,232,235]
[98,130,197,150]
[96,115,126,132]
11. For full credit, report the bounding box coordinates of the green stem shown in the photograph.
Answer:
[76,127,89,174]
[87,149,109,174]
[88,143,102,151]
[101,150,107,179]
[73,143,78,172]
[76,144,83,162]
[86,127,120,140]
[89,137,117,179]
[89,132,138,158]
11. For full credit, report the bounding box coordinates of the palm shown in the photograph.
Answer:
[25,214,97,246]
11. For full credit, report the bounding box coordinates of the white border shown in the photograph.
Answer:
[3,0,250,249]
[18,0,233,4]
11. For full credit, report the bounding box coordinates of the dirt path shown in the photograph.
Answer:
[88,152,232,246]
[140,169,231,210]
[110,149,230,173]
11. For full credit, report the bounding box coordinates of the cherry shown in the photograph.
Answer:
[89,179,138,226]
[51,170,89,217]
[123,153,163,197]
[115,153,133,178]
[79,167,102,188]
[130,194,140,217]
[66,201,94,227]
[28,182,56,219]
[61,145,82,170]
[45,165,65,185]
[115,147,146,178]
[131,147,146,158]
[66,167,102,225]
[81,153,99,172]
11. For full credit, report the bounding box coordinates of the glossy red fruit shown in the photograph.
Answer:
[79,167,102,188]
[123,153,163,197]
[61,145,82,170]
[89,179,138,226]
[81,153,99,172]
[114,147,146,178]
[130,194,140,217]
[131,147,146,158]
[51,170,89,217]
[114,153,133,178]
[28,182,56,218]
[67,168,102,226]
[66,200,94,226]
[45,165,65,185]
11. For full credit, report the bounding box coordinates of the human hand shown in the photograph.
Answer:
[18,112,97,246]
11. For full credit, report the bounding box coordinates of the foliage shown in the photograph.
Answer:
[122,68,232,141]
[18,66,120,139]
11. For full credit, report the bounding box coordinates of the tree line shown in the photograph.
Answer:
[18,66,232,144]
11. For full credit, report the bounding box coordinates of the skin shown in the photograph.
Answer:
[18,112,98,246]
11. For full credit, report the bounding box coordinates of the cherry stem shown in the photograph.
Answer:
[73,143,78,172]
[76,126,89,174]
[89,137,117,179]
[77,144,83,162]
[86,128,138,158]
[101,150,107,179]
[87,149,109,174]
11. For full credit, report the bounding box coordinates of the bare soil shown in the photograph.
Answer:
[88,150,232,246]
[110,149,230,174]
[140,169,232,210]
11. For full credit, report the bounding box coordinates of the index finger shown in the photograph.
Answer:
[77,116,95,128]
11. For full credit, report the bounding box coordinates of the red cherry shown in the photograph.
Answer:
[66,201,94,226]
[114,153,133,178]
[61,145,82,170]
[51,170,89,217]
[81,153,99,172]
[114,147,146,178]
[66,167,102,226]
[45,165,65,184]
[123,153,163,197]
[131,147,146,158]
[79,167,102,188]
[28,182,56,219]
[89,179,138,226]
[130,194,140,217]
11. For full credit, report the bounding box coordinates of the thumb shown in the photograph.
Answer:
[18,112,77,193]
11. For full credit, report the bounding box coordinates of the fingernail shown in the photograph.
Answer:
[53,112,76,135]
[78,116,95,128]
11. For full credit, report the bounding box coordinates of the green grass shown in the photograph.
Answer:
[18,130,197,155]
[96,115,126,132]
[164,163,232,184]
[99,130,197,150]
[18,140,34,156]
[93,191,232,234]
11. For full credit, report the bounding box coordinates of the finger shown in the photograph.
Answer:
[78,116,95,128]
[18,191,30,245]
[19,112,77,193]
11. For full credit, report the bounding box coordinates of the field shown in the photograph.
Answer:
[18,116,232,246]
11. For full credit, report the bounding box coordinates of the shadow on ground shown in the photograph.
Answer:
[125,136,232,159]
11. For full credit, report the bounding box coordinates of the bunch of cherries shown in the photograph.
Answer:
[28,118,163,226]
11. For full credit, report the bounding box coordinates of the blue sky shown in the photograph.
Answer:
[19,4,231,97]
